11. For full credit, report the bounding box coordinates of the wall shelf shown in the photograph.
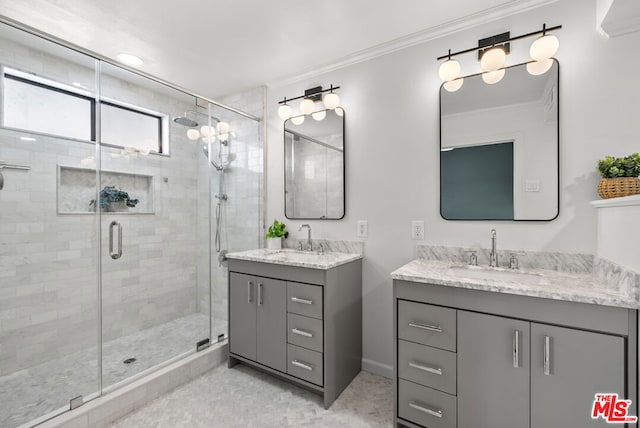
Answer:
[57,165,155,215]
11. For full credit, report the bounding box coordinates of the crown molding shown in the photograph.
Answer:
[267,0,558,89]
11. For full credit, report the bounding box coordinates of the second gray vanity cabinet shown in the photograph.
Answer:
[229,272,287,372]
[457,311,530,428]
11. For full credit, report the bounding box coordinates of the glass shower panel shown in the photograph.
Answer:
[204,103,263,338]
[98,62,210,391]
[0,23,100,427]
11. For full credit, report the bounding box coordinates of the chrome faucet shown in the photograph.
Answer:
[489,229,498,267]
[298,224,312,251]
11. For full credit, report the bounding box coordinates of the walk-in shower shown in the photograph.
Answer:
[0,19,263,428]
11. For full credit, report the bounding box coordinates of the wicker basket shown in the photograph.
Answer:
[597,177,640,199]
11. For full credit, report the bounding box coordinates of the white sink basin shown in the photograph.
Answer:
[447,264,548,285]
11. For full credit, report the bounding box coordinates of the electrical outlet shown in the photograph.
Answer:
[411,221,425,240]
[525,180,540,192]
[357,220,368,238]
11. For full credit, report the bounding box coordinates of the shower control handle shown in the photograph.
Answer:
[109,221,123,260]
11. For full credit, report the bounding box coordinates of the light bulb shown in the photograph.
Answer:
[335,107,344,117]
[187,129,201,140]
[482,69,505,84]
[526,58,554,76]
[323,92,340,110]
[438,59,461,81]
[300,98,315,115]
[200,125,214,137]
[530,34,559,61]
[278,104,292,119]
[480,47,506,72]
[312,110,326,121]
[291,115,305,125]
[216,121,230,134]
[443,78,464,92]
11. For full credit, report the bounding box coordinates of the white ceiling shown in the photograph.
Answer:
[0,0,552,100]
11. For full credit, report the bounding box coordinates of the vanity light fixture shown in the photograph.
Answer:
[436,23,561,91]
[277,85,341,120]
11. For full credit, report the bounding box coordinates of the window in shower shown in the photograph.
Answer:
[2,67,167,153]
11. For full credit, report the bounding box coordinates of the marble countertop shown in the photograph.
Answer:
[391,259,640,309]
[226,248,363,270]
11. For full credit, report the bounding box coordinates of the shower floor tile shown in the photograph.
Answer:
[111,363,393,428]
[0,313,225,428]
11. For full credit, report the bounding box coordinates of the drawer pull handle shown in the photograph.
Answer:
[291,296,313,305]
[544,335,552,376]
[409,401,443,418]
[409,361,443,376]
[291,360,313,371]
[292,328,313,338]
[408,321,442,333]
[513,329,520,368]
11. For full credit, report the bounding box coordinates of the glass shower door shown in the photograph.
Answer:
[98,62,210,391]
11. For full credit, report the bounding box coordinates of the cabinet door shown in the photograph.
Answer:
[256,277,287,372]
[531,323,625,428]
[458,311,530,428]
[229,272,257,360]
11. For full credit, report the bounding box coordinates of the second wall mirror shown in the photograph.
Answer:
[440,59,559,221]
[284,108,345,219]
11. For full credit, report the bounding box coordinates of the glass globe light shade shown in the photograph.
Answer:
[323,92,340,110]
[200,125,214,137]
[335,107,344,117]
[186,129,201,140]
[529,34,559,61]
[278,104,292,119]
[526,58,554,76]
[482,69,505,84]
[216,121,230,134]
[438,59,461,81]
[480,47,506,72]
[291,115,305,125]
[443,78,464,92]
[299,98,315,115]
[312,110,326,121]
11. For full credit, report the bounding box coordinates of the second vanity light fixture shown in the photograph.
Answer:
[438,23,561,92]
[277,85,342,124]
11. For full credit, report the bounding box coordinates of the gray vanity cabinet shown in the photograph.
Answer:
[393,280,637,428]
[229,273,287,372]
[457,311,530,428]
[228,257,362,409]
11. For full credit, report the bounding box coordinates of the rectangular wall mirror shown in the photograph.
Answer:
[284,108,345,219]
[440,59,559,221]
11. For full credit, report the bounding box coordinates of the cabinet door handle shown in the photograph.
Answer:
[247,281,253,303]
[292,328,313,338]
[409,361,443,376]
[544,335,552,376]
[291,296,313,305]
[258,283,263,306]
[513,329,520,368]
[408,321,442,333]
[408,401,443,418]
[291,360,313,371]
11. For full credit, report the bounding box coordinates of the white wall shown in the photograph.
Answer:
[265,0,640,376]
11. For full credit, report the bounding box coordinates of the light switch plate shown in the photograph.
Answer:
[357,220,368,238]
[411,221,425,240]
[525,180,540,192]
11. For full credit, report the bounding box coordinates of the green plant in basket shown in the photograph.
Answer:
[597,153,640,178]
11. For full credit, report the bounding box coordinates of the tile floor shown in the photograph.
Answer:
[111,363,393,427]
[1,313,226,427]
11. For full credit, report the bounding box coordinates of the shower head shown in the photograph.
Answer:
[173,116,199,127]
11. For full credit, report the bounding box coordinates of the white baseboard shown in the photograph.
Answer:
[362,358,393,379]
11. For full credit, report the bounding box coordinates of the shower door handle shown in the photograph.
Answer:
[109,221,123,260]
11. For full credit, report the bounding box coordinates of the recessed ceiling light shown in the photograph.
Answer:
[20,136,37,141]
[117,53,143,67]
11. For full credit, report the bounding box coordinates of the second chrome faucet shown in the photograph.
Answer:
[489,228,498,267]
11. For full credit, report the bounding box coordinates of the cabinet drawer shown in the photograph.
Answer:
[287,313,323,352]
[398,379,456,428]
[287,282,323,319]
[398,340,456,395]
[398,300,456,352]
[287,344,323,386]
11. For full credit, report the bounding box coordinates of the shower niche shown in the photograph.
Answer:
[57,165,155,214]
